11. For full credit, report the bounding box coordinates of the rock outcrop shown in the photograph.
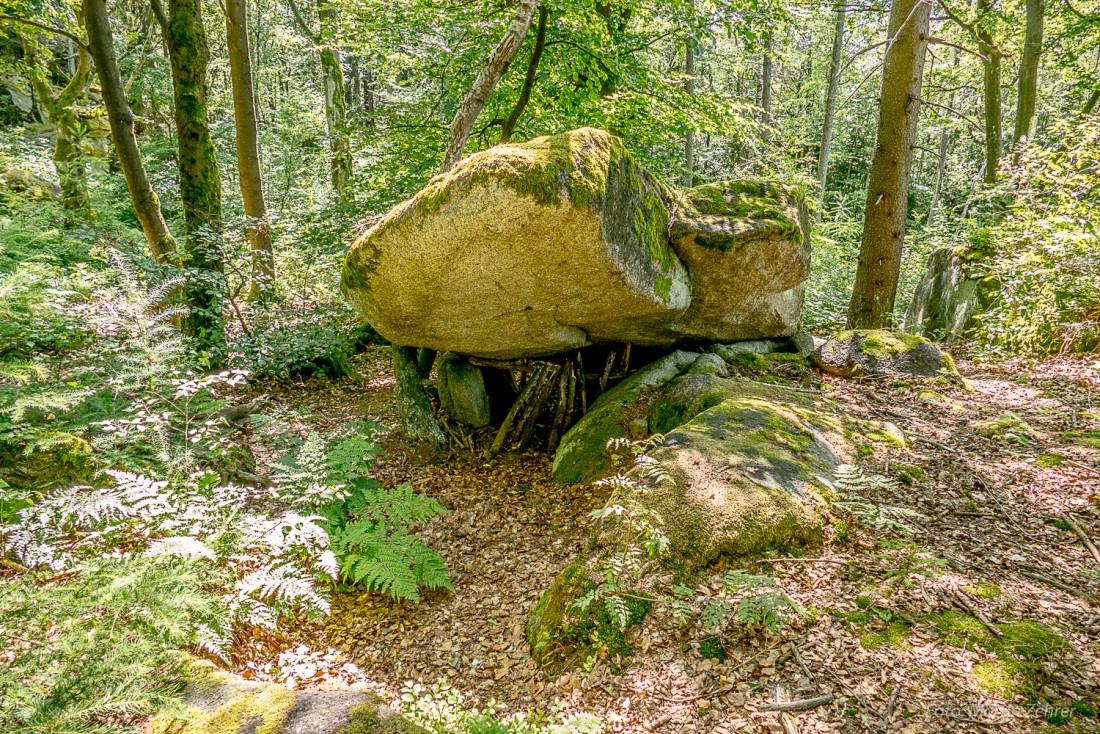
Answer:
[342,129,809,359]
[904,247,997,343]
[812,329,958,379]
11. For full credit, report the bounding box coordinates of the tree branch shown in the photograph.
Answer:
[914,96,984,131]
[0,14,89,50]
[285,0,320,44]
[1065,0,1100,19]
[924,35,985,60]
[149,0,170,35]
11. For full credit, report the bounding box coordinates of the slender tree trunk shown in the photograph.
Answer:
[500,4,548,143]
[440,0,539,172]
[82,0,178,263]
[977,0,1002,184]
[760,35,773,145]
[928,52,959,227]
[157,0,225,352]
[226,0,274,299]
[847,0,931,329]
[23,37,93,218]
[1011,0,1043,164]
[684,23,695,187]
[1085,88,1100,116]
[318,0,351,197]
[818,4,846,197]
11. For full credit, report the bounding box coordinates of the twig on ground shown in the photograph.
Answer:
[939,586,1003,638]
[1,557,28,573]
[1063,514,1100,567]
[885,685,900,724]
[790,641,814,682]
[759,693,834,711]
[824,669,882,719]
[759,557,854,566]
[773,684,800,734]
[1020,569,1098,602]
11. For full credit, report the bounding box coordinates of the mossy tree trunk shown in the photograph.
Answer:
[155,0,226,353]
[286,0,352,199]
[1012,0,1043,165]
[976,0,1002,184]
[394,346,446,448]
[226,0,274,299]
[847,0,931,329]
[82,0,179,263]
[23,34,93,219]
[817,4,845,199]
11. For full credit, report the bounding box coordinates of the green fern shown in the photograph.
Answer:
[331,520,452,602]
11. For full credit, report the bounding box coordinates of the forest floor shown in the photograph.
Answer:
[237,346,1100,734]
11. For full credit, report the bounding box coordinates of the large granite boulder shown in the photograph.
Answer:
[812,329,958,379]
[342,128,689,359]
[341,129,809,359]
[904,247,997,343]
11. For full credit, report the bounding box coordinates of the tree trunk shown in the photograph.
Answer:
[977,0,1002,184]
[500,4,548,143]
[82,0,178,263]
[440,0,539,172]
[760,35,773,145]
[684,22,696,187]
[159,0,225,352]
[847,0,931,329]
[1085,88,1100,116]
[23,37,93,218]
[225,0,274,300]
[1011,0,1043,164]
[817,4,845,197]
[318,0,351,197]
[928,52,959,227]
[394,346,446,448]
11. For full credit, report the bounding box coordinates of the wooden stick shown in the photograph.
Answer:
[760,693,834,711]
[487,367,543,458]
[1063,515,1100,567]
[564,358,577,428]
[577,352,587,415]
[773,684,800,734]
[942,587,1002,638]
[622,342,632,373]
[547,359,571,453]
[599,351,616,394]
[759,557,853,566]
[517,364,559,449]
[1019,570,1098,603]
[790,641,814,682]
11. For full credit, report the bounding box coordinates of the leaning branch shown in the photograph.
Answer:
[0,14,89,50]
[924,35,985,60]
[914,96,984,132]
[285,0,320,44]
[1065,0,1100,20]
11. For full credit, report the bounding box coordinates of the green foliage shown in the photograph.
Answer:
[672,570,809,635]
[832,464,924,536]
[976,115,1100,356]
[0,556,226,734]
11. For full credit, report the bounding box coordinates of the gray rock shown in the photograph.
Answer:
[903,247,997,343]
[788,331,820,356]
[0,169,59,199]
[552,350,699,483]
[153,663,426,734]
[341,130,809,359]
[711,339,785,361]
[812,329,958,379]
[687,352,729,377]
[436,352,490,427]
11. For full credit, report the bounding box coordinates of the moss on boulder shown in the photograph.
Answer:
[903,247,999,343]
[341,128,690,359]
[151,663,425,734]
[812,329,958,379]
[552,350,700,483]
[639,380,854,567]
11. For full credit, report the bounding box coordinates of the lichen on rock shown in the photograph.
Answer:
[812,329,959,379]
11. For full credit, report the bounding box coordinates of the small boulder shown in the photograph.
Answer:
[812,329,958,379]
[904,247,998,343]
[552,350,699,483]
[711,339,785,360]
[0,169,59,199]
[436,353,490,428]
[686,352,729,377]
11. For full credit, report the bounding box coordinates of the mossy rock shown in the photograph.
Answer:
[0,435,95,490]
[552,350,699,483]
[341,128,690,359]
[975,412,1039,443]
[435,352,490,428]
[812,329,959,379]
[667,180,810,342]
[526,557,650,670]
[151,663,425,734]
[637,381,856,567]
[903,247,998,343]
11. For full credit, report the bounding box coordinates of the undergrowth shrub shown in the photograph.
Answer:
[0,557,225,734]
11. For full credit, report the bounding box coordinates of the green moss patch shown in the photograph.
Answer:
[675,180,804,249]
[836,605,912,650]
[1035,453,1064,468]
[976,412,1039,443]
[832,329,926,358]
[150,680,297,734]
[962,582,1002,599]
[1062,429,1100,449]
[927,610,1068,700]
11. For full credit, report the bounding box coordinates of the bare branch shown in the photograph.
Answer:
[924,35,985,60]
[0,14,88,50]
[914,96,984,132]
